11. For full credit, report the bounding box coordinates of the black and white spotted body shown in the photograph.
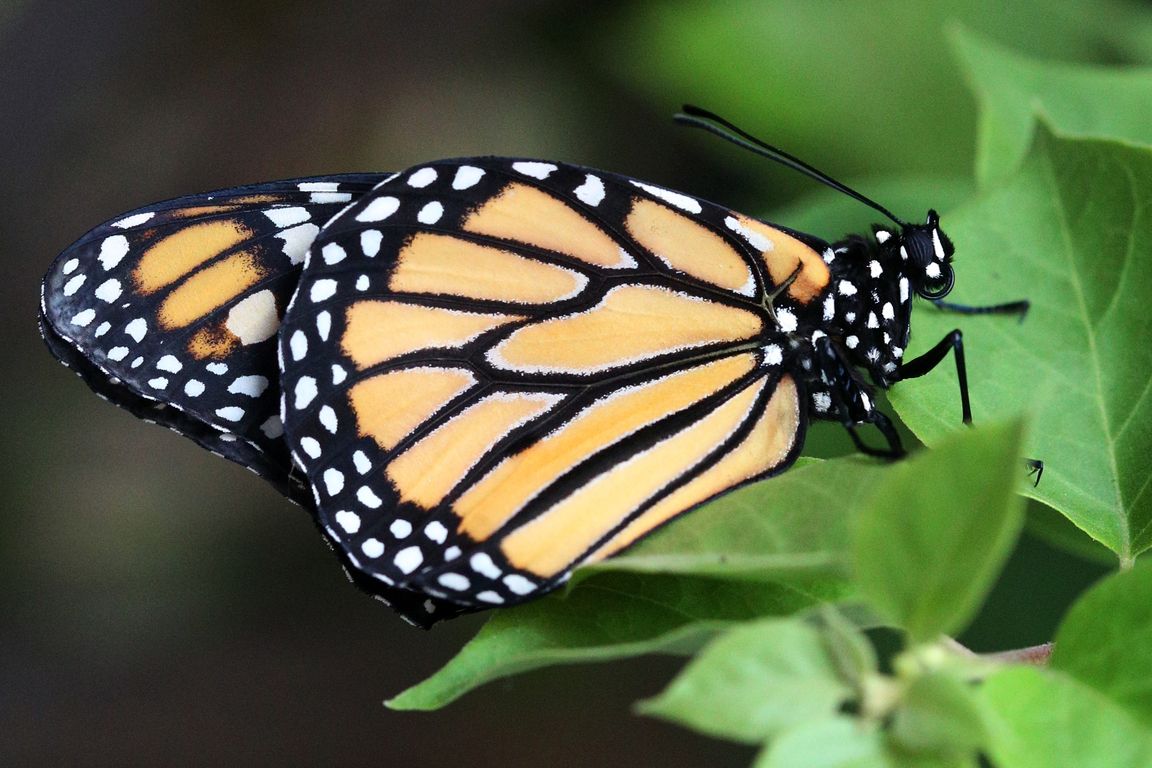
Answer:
[798,211,955,430]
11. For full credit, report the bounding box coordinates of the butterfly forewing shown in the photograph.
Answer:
[280,159,828,612]
[40,174,387,503]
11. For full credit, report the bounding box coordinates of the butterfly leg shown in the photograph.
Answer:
[845,410,904,459]
[896,329,972,423]
[896,329,1044,486]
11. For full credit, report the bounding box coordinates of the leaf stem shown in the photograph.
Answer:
[943,636,1053,666]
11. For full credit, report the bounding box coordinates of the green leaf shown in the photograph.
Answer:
[890,672,988,757]
[590,456,877,581]
[981,667,1152,768]
[602,0,1139,188]
[638,618,850,744]
[755,716,891,768]
[952,28,1152,187]
[1051,562,1152,726]
[387,573,829,711]
[853,420,1026,642]
[890,129,1152,561]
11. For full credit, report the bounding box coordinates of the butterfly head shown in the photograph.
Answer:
[878,210,954,300]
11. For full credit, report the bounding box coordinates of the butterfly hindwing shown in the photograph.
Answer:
[280,159,828,614]
[40,174,387,504]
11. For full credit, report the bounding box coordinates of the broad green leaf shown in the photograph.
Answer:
[890,672,988,757]
[953,28,1152,187]
[981,667,1152,768]
[602,0,1138,187]
[1051,562,1152,725]
[638,618,850,744]
[591,456,876,580]
[755,716,891,768]
[387,573,831,710]
[853,420,1026,642]
[891,129,1152,561]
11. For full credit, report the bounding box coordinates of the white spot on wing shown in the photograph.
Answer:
[111,211,155,229]
[452,165,484,190]
[355,196,400,223]
[184,379,205,397]
[319,405,338,433]
[360,229,383,257]
[361,538,384,558]
[229,375,269,397]
[156,355,182,373]
[630,181,702,213]
[335,510,361,534]
[216,406,244,422]
[512,161,557,179]
[394,546,423,574]
[321,242,346,265]
[503,574,535,595]
[70,308,95,326]
[94,278,122,303]
[300,436,321,458]
[290,330,308,361]
[62,275,85,296]
[417,201,444,224]
[99,235,130,270]
[265,207,310,227]
[724,215,773,252]
[226,289,279,344]
[275,223,319,265]
[357,486,383,509]
[294,376,318,409]
[323,468,344,495]
[125,318,147,342]
[470,553,501,579]
[574,174,605,206]
[407,168,437,188]
[425,521,447,543]
[310,279,337,303]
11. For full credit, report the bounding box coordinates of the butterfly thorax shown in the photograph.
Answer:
[794,212,955,423]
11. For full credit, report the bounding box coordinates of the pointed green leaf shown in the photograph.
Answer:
[981,667,1152,768]
[387,573,832,711]
[853,420,1026,642]
[953,28,1152,186]
[890,129,1152,561]
[1051,562,1152,725]
[890,672,988,757]
[638,618,850,744]
[755,716,891,768]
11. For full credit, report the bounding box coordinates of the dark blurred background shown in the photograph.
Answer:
[3,1,1147,765]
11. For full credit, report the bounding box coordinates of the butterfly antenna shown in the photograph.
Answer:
[674,104,906,227]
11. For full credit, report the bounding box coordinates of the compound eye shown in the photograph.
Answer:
[918,263,954,300]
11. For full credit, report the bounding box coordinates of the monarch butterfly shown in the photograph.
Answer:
[40,108,1029,627]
